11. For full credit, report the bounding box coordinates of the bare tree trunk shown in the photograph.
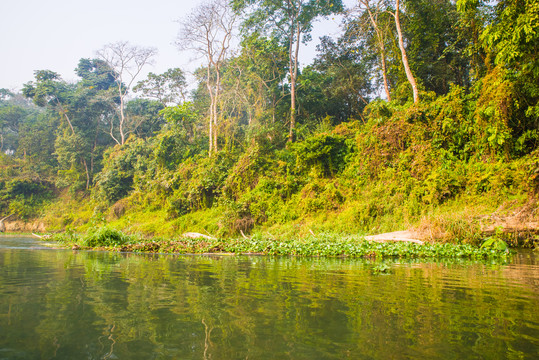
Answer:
[364,2,392,101]
[380,50,391,101]
[109,118,120,146]
[393,0,419,104]
[206,66,215,155]
[91,120,99,184]
[289,80,296,142]
[55,98,75,135]
[288,25,301,142]
[119,84,126,145]
[214,67,221,153]
[206,64,222,155]
[82,159,90,190]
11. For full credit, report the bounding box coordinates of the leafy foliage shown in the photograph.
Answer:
[93,138,151,204]
[0,178,53,220]
[133,68,187,106]
[292,132,349,177]
[1,0,537,250]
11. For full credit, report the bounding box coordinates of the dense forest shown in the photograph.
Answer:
[0,0,538,244]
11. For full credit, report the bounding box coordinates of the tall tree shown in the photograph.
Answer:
[72,58,119,188]
[478,0,539,151]
[76,58,117,91]
[389,0,419,104]
[482,0,539,121]
[350,0,469,98]
[22,64,118,190]
[22,71,94,189]
[16,111,57,172]
[310,35,373,122]
[0,89,14,101]
[125,98,165,138]
[96,41,157,145]
[224,34,288,126]
[402,0,469,95]
[0,104,24,153]
[455,0,492,80]
[133,68,188,106]
[177,0,237,155]
[355,0,392,101]
[233,0,344,142]
[22,70,76,134]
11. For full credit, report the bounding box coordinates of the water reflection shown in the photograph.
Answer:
[0,237,538,359]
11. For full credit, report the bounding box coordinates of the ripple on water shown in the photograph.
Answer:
[0,241,538,360]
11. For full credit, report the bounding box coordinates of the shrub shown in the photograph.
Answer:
[292,133,348,177]
[0,179,53,220]
[93,138,151,204]
[81,226,133,247]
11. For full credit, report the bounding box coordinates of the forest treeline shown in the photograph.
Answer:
[0,0,537,242]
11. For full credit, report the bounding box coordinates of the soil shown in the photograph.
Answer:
[2,221,46,233]
[370,199,538,245]
[481,198,539,235]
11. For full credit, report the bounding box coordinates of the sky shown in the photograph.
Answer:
[0,0,353,91]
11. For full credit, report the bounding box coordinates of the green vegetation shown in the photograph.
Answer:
[1,0,538,251]
[50,226,513,259]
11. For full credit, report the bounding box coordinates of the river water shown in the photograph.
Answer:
[0,236,537,359]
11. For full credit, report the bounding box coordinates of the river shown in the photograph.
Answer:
[0,236,537,359]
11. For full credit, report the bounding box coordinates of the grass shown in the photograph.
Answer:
[107,207,222,238]
[40,192,94,231]
[39,181,536,254]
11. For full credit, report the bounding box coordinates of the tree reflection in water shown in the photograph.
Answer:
[0,244,537,359]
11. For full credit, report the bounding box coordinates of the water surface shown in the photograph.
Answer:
[0,236,538,359]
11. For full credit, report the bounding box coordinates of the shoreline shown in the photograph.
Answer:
[44,227,516,260]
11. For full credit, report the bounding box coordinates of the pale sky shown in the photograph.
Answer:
[0,0,353,91]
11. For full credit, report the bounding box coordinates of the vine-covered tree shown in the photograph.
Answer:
[223,34,288,126]
[233,0,344,141]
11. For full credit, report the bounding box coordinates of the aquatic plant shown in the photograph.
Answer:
[481,227,509,251]
[52,226,135,247]
[50,226,514,260]
[371,263,392,275]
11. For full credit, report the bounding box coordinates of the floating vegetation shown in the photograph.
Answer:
[370,263,392,275]
[50,227,514,260]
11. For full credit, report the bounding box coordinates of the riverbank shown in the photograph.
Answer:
[15,189,539,257]
[24,188,536,254]
[1,221,47,233]
[7,133,539,251]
